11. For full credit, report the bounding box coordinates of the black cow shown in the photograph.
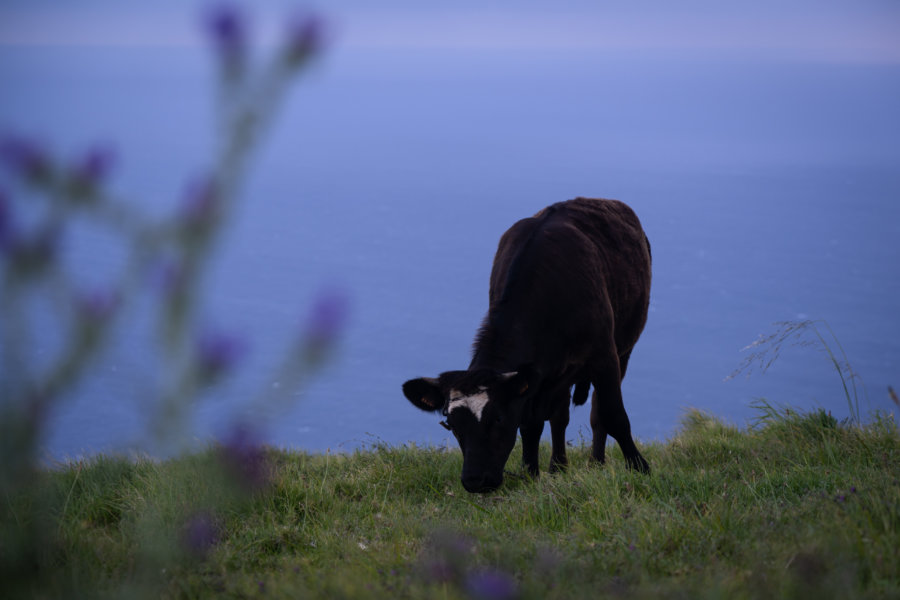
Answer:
[403,197,651,493]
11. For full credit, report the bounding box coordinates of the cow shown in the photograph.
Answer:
[402,197,652,493]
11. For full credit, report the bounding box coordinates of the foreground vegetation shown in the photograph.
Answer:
[3,406,899,599]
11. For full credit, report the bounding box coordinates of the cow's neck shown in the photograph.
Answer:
[469,309,535,372]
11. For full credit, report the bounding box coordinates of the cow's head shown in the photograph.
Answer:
[402,367,537,493]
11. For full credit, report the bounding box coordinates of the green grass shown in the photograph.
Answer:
[3,407,899,599]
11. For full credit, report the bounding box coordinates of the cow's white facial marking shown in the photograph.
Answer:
[447,387,490,422]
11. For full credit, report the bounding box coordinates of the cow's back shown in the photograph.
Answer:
[483,197,651,368]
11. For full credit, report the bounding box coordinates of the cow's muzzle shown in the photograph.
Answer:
[461,472,503,494]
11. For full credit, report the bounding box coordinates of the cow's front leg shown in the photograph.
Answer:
[519,420,544,477]
[589,395,609,465]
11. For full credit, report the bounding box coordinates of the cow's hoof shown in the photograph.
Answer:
[549,459,568,474]
[626,454,650,474]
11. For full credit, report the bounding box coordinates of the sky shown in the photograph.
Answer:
[1,1,899,63]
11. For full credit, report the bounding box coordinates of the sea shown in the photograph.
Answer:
[1,42,899,460]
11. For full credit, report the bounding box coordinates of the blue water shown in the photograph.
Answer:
[2,44,899,459]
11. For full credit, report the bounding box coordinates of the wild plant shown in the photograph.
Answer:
[0,4,342,596]
[727,319,865,425]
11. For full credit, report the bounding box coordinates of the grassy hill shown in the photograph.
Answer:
[3,405,898,599]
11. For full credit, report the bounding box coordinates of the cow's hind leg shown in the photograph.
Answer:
[589,397,609,465]
[520,420,544,477]
[590,360,649,474]
[549,392,570,473]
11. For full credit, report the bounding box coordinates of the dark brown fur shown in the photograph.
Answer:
[471,197,651,474]
[403,197,651,492]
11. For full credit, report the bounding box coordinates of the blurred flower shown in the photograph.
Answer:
[151,258,187,299]
[421,529,472,585]
[0,188,10,252]
[179,176,222,239]
[66,145,116,200]
[306,287,349,340]
[426,559,456,584]
[282,13,325,68]
[196,329,246,383]
[218,423,269,492]
[301,287,350,365]
[206,4,247,79]
[180,509,220,559]
[3,223,60,279]
[75,288,121,324]
[465,569,519,600]
[0,135,52,184]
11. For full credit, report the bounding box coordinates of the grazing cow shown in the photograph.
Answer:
[403,197,651,493]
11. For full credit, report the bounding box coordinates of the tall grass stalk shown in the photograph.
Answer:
[728,320,865,424]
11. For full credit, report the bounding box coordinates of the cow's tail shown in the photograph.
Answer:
[572,380,590,406]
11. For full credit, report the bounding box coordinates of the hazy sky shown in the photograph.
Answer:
[1,1,899,63]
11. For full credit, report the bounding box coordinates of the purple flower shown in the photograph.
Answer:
[180,510,220,559]
[67,145,115,198]
[465,569,519,600]
[426,559,456,584]
[206,5,247,75]
[219,423,270,492]
[0,188,11,251]
[301,287,350,364]
[76,288,121,323]
[179,177,222,238]
[4,223,60,277]
[283,13,325,67]
[0,135,52,183]
[196,329,246,382]
[151,258,187,299]
[305,287,350,342]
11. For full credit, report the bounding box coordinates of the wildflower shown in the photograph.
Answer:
[66,145,115,200]
[206,4,247,79]
[196,329,246,383]
[180,510,220,559]
[0,188,11,252]
[151,258,187,299]
[179,176,223,240]
[282,13,325,68]
[465,569,519,600]
[421,529,474,585]
[3,223,60,279]
[0,135,52,184]
[301,287,350,365]
[75,288,121,324]
[218,423,269,492]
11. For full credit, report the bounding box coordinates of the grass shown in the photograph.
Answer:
[2,406,899,599]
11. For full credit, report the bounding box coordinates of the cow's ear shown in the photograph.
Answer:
[500,364,539,398]
[402,377,444,412]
